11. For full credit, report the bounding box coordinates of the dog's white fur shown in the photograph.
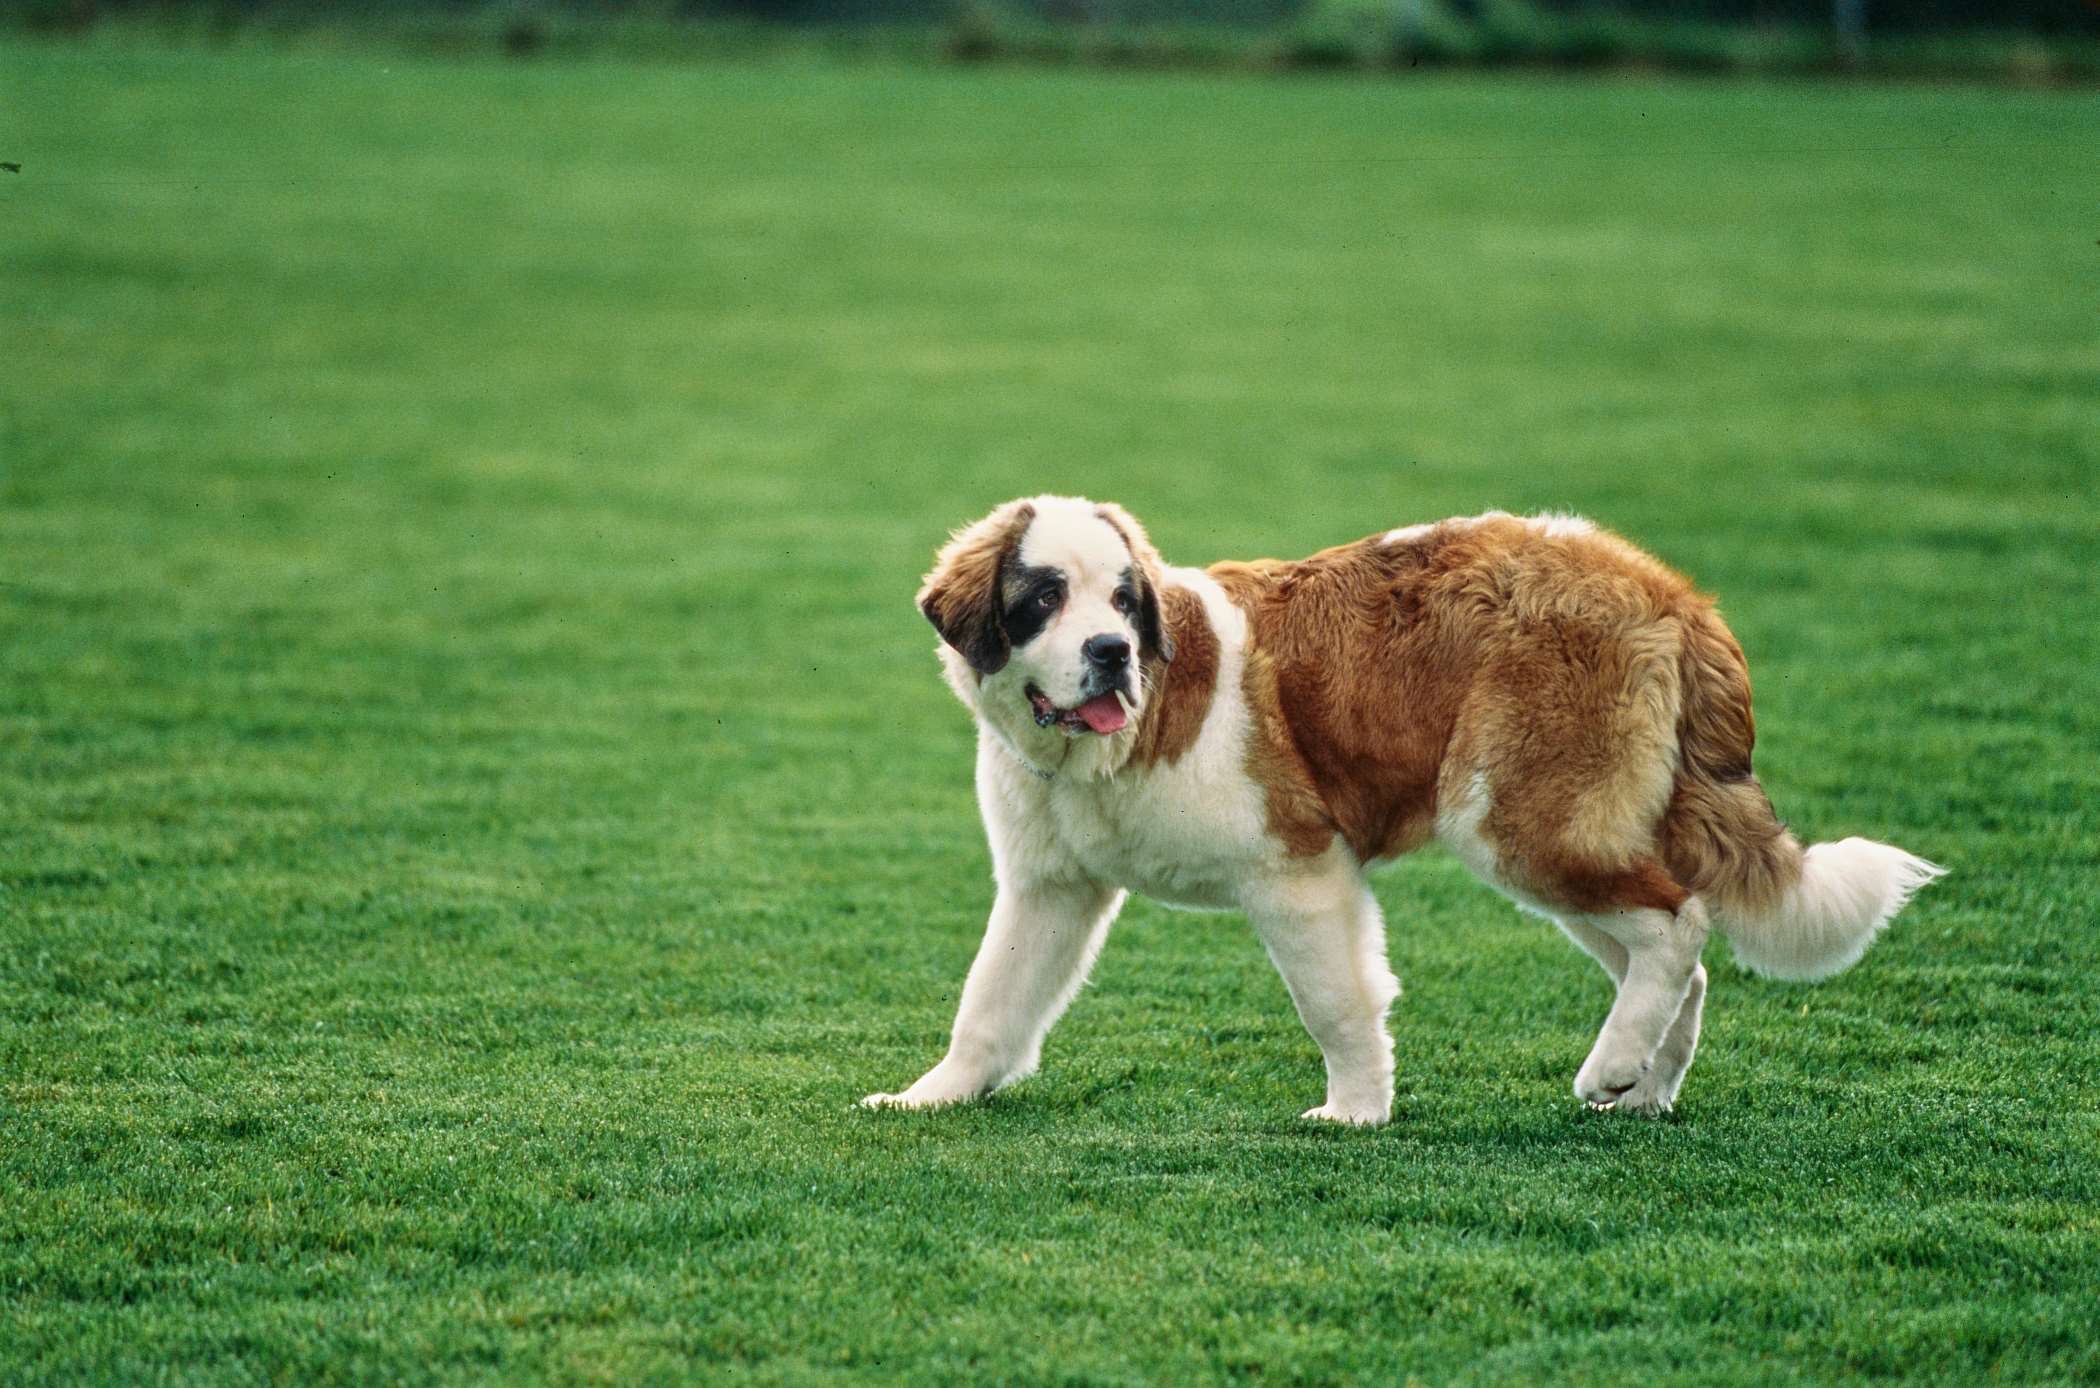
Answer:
[864,497,1942,1122]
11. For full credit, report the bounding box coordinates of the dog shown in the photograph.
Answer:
[862,496,1942,1121]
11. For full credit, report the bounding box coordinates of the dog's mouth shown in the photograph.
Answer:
[1027,683,1131,736]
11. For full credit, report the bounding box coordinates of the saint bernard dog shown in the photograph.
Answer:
[862,496,1943,1121]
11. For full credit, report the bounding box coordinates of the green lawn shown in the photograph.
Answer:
[4,39,2097,1386]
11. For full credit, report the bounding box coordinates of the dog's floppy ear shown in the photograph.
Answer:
[1095,501,1175,665]
[918,501,1035,675]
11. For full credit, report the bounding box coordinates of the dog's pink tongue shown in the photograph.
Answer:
[1077,694,1127,734]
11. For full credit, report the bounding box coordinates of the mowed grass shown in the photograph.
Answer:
[4,39,2098,1386]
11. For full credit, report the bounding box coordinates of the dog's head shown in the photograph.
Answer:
[919,496,1175,746]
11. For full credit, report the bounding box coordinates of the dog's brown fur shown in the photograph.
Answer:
[1210,514,1798,918]
[1126,585,1218,770]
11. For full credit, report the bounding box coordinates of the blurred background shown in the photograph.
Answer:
[8,0,2100,79]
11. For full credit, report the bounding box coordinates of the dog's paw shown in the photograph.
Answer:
[859,1058,996,1112]
[1606,1091,1673,1117]
[1301,1101,1390,1126]
[859,1074,991,1111]
[1573,1054,1650,1109]
[1608,1067,1683,1116]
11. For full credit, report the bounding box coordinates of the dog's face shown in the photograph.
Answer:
[919,496,1174,744]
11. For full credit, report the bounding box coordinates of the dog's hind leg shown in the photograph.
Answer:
[1243,853,1400,1125]
[1556,914,1707,1114]
[1440,768,1705,1112]
[861,877,1124,1111]
[1623,956,1705,1113]
[1439,595,1708,1112]
[1554,884,1707,1109]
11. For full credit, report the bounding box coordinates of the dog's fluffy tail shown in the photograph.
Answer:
[1660,609,1944,982]
[1716,838,1946,981]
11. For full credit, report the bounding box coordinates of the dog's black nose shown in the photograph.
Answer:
[1083,634,1131,669]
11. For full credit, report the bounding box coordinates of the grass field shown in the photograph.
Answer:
[4,39,2098,1386]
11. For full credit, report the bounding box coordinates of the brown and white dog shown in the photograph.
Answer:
[862,496,1942,1121]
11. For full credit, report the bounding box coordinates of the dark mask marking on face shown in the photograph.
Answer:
[1000,562,1066,652]
[1093,506,1175,666]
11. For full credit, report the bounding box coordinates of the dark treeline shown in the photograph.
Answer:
[9,0,2095,82]
[15,0,2100,31]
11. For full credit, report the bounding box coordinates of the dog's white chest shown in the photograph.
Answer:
[1041,760,1269,911]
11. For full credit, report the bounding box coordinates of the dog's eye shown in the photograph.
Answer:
[1036,588,1062,611]
[1111,590,1135,615]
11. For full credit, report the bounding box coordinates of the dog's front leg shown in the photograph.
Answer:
[1245,862,1400,1125]
[862,877,1124,1111]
